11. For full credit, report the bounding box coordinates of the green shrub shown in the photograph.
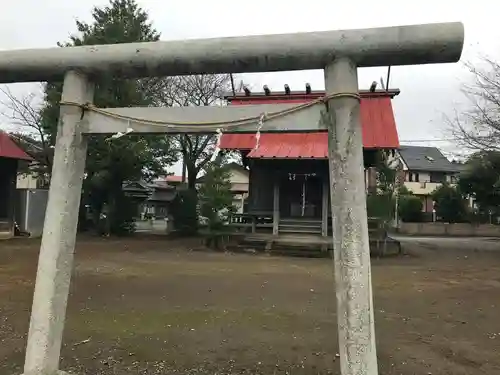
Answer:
[398,195,423,222]
[367,193,395,221]
[432,183,467,223]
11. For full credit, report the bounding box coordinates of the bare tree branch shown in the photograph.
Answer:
[152,74,237,188]
[0,86,53,178]
[448,57,500,152]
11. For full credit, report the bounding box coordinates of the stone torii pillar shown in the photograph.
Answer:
[0,22,464,375]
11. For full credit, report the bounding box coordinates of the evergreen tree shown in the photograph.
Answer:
[432,183,467,223]
[40,0,177,234]
[398,195,423,222]
[198,161,235,232]
[459,151,500,216]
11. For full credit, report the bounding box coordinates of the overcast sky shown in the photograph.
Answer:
[1,0,499,173]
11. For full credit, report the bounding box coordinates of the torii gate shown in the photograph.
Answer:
[0,22,464,375]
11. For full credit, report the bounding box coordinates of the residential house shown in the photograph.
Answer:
[219,87,401,243]
[16,165,50,190]
[0,131,32,238]
[13,177,178,237]
[163,175,186,187]
[122,180,177,220]
[17,173,38,189]
[397,145,463,212]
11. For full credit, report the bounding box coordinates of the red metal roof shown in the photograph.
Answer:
[250,133,328,158]
[159,175,188,183]
[0,131,32,161]
[165,175,183,182]
[220,94,400,158]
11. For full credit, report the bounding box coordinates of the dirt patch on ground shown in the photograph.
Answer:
[1,236,500,374]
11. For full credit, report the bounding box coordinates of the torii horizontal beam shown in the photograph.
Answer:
[81,103,325,134]
[0,22,463,83]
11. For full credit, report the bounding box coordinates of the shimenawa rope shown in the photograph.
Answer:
[59,92,360,131]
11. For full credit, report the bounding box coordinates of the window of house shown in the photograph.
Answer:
[408,172,419,182]
[430,172,446,183]
[36,175,50,189]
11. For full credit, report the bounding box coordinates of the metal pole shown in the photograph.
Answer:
[272,179,280,235]
[301,177,306,217]
[324,58,378,375]
[24,189,30,232]
[24,71,94,375]
[394,193,399,226]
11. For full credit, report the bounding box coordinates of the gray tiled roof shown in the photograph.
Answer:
[398,146,463,173]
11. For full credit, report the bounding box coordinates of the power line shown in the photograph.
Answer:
[399,138,456,143]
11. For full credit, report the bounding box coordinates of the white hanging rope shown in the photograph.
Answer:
[105,121,134,141]
[210,128,223,162]
[253,112,266,151]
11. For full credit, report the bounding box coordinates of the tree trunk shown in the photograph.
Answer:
[181,157,187,183]
[187,164,197,191]
[91,201,103,235]
[106,179,123,235]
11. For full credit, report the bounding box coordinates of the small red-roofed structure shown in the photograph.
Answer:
[0,131,33,238]
[219,86,400,239]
